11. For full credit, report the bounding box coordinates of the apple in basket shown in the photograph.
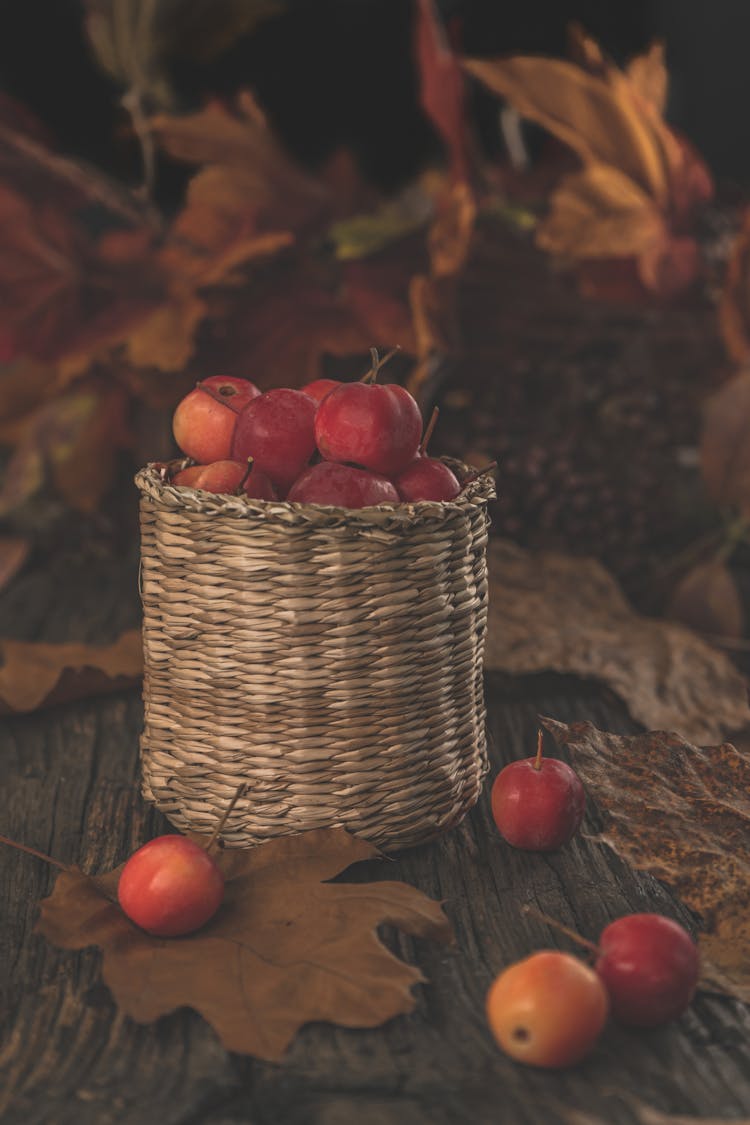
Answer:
[169,354,494,506]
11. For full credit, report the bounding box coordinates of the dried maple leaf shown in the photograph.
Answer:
[463,39,712,298]
[36,828,452,1060]
[541,717,750,1002]
[483,540,750,744]
[0,629,142,714]
[667,559,744,640]
[700,372,750,517]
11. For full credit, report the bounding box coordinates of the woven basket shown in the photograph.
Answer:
[136,461,494,851]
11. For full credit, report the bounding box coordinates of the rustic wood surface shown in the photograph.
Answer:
[1,545,750,1125]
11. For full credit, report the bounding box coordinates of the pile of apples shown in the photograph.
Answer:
[169,354,466,508]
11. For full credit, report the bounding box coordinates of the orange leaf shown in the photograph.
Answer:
[36,827,452,1060]
[0,629,142,714]
[463,55,670,206]
[626,39,668,116]
[125,294,208,373]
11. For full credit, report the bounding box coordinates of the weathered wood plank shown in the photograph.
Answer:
[1,554,750,1125]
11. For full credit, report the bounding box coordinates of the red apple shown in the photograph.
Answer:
[173,460,246,493]
[300,378,340,405]
[173,376,260,463]
[117,836,224,937]
[395,457,461,502]
[288,462,400,508]
[491,731,585,851]
[232,388,317,494]
[595,914,700,1027]
[314,381,422,476]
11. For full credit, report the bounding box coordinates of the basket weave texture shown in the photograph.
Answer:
[136,462,494,851]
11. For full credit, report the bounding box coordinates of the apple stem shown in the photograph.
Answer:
[419,407,439,456]
[462,460,498,486]
[522,904,601,957]
[237,457,255,494]
[360,346,401,384]
[197,381,243,415]
[205,783,248,853]
[533,728,544,771]
[0,833,72,873]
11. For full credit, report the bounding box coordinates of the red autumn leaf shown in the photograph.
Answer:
[0,629,143,715]
[36,827,452,1060]
[414,0,472,184]
[541,717,750,1003]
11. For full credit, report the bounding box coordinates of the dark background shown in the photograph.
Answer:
[0,0,749,190]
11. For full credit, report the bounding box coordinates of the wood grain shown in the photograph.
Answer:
[1,551,750,1125]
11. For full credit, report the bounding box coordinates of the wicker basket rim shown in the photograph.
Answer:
[135,458,496,529]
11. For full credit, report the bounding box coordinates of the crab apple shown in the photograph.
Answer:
[486,950,609,1068]
[395,457,461,502]
[315,381,422,477]
[117,836,224,937]
[491,730,585,851]
[173,460,246,493]
[300,378,340,405]
[173,376,260,463]
[231,388,317,494]
[288,461,399,508]
[595,914,700,1027]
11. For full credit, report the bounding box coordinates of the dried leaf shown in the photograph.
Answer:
[567,1104,750,1125]
[0,630,142,714]
[626,40,668,116]
[152,94,328,233]
[463,55,669,204]
[0,383,131,515]
[37,827,452,1060]
[700,372,750,515]
[541,717,750,1002]
[0,537,30,593]
[415,0,471,183]
[484,540,750,744]
[667,559,744,640]
[720,209,750,364]
[464,45,711,298]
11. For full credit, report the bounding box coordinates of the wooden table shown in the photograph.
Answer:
[2,544,750,1125]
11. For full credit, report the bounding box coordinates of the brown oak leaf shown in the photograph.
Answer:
[700,371,750,517]
[541,717,750,1002]
[463,40,712,298]
[484,540,750,745]
[36,828,452,1060]
[0,629,143,715]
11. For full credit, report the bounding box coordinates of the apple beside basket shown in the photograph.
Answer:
[135,460,495,851]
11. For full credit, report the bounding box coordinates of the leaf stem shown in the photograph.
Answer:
[0,833,71,872]
[419,407,439,456]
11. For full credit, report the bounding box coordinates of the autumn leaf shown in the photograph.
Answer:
[541,717,750,1003]
[667,559,744,640]
[0,629,143,714]
[483,540,750,745]
[463,39,712,298]
[567,1103,750,1125]
[720,209,750,364]
[0,538,29,594]
[700,372,750,517]
[0,382,132,515]
[414,0,472,184]
[36,827,452,1060]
